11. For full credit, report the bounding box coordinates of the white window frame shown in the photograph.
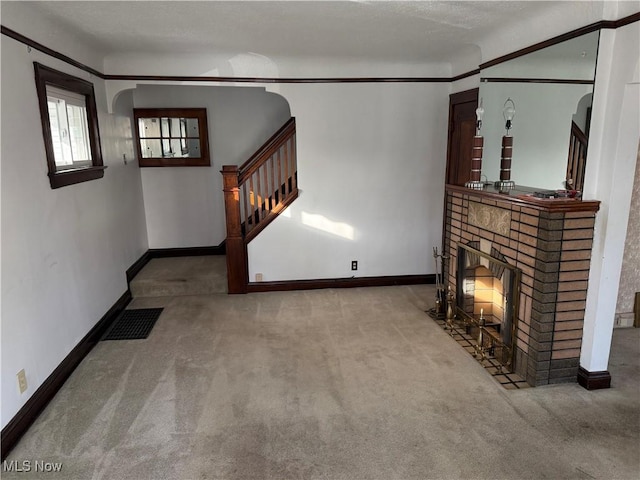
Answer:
[46,86,93,170]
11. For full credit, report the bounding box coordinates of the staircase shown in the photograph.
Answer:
[221,117,298,294]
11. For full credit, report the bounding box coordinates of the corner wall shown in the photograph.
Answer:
[0,37,148,429]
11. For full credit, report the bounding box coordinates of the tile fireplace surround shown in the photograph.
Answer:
[443,184,600,386]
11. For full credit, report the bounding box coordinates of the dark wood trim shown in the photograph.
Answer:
[126,251,152,284]
[247,274,435,293]
[577,366,612,390]
[448,89,479,105]
[451,69,481,82]
[149,243,226,258]
[635,292,640,329]
[239,118,296,175]
[104,75,452,83]
[1,26,104,78]
[34,62,105,189]
[134,108,210,167]
[4,12,639,85]
[610,11,640,29]
[446,184,601,213]
[47,166,107,188]
[221,166,249,294]
[481,78,594,85]
[445,88,479,186]
[1,290,131,460]
[479,12,640,71]
[480,22,602,70]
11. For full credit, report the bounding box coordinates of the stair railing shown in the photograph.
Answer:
[221,117,298,293]
[566,120,588,191]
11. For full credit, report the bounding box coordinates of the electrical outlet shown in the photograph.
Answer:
[351,260,358,271]
[17,369,27,394]
[255,273,263,282]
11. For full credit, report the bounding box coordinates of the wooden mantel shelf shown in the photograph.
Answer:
[446,184,600,213]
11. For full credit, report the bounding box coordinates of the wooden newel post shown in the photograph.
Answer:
[221,165,248,294]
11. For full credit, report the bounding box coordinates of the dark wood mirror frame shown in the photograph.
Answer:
[34,62,106,189]
[133,108,210,167]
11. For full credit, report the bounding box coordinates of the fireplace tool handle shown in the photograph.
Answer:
[474,312,487,360]
[433,247,443,315]
[432,247,448,316]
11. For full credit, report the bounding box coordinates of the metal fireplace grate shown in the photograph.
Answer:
[429,313,530,389]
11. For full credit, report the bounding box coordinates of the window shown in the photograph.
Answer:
[133,108,210,167]
[34,63,105,189]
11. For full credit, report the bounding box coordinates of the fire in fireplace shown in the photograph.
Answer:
[456,242,521,371]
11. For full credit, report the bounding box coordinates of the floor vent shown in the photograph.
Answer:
[102,308,163,340]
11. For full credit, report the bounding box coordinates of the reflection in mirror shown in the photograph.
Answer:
[134,108,210,166]
[185,118,199,137]
[478,31,599,191]
[138,117,201,158]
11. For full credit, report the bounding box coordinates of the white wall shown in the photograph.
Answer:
[105,52,450,79]
[105,50,451,278]
[248,82,449,280]
[0,37,148,429]
[580,21,640,373]
[132,85,291,248]
[0,1,107,72]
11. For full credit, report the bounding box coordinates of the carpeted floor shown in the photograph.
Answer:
[130,256,228,297]
[4,285,639,479]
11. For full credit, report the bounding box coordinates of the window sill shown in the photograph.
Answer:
[48,165,107,189]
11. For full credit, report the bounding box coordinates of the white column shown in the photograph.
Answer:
[580,25,640,373]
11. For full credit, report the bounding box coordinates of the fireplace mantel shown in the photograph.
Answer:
[443,184,600,386]
[445,184,600,213]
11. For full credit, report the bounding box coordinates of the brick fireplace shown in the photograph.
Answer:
[443,184,600,386]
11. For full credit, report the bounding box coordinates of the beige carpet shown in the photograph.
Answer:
[4,285,639,479]
[130,256,228,297]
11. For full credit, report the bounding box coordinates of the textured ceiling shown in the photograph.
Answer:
[21,1,563,63]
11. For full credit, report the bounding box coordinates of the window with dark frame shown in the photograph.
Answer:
[133,108,210,167]
[34,63,105,189]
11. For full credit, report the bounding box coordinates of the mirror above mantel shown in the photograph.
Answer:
[478,30,600,191]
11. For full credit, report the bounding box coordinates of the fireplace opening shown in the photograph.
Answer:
[456,242,521,371]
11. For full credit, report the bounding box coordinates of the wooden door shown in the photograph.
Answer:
[446,89,479,186]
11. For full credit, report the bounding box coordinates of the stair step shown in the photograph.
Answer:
[130,256,228,297]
